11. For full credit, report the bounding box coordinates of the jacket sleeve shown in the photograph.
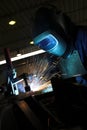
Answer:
[75,27,87,86]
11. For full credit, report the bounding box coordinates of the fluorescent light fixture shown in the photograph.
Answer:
[0,49,45,65]
[9,20,16,25]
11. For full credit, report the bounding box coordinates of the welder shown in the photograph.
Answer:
[32,5,87,128]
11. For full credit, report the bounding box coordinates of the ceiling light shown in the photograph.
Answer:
[30,41,34,44]
[16,50,22,57]
[9,20,16,25]
[17,53,22,57]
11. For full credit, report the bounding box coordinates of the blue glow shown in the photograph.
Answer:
[34,31,67,56]
[17,82,25,93]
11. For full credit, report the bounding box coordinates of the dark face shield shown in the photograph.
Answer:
[33,31,67,57]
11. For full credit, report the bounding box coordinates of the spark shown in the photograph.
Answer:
[24,53,61,91]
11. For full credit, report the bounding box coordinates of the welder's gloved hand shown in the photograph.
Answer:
[75,76,87,87]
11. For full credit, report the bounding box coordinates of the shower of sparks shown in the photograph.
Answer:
[25,53,61,91]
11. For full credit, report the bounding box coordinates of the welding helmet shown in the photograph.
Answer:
[34,30,67,56]
[33,6,76,57]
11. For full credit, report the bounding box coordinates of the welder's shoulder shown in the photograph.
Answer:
[75,26,87,49]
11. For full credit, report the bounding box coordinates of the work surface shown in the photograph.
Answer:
[0,87,87,130]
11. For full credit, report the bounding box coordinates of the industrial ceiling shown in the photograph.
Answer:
[0,0,87,83]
